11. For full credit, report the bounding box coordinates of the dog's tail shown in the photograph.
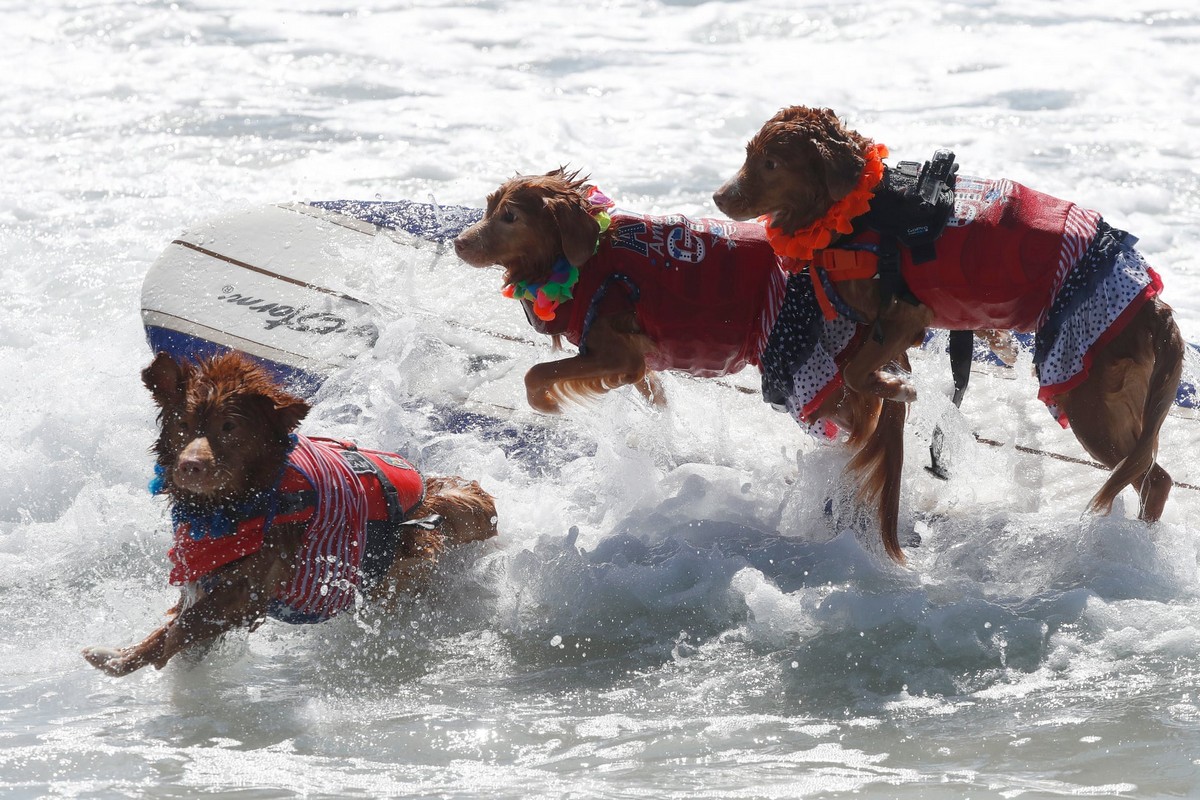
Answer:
[832,359,908,564]
[1089,301,1184,516]
[846,392,908,564]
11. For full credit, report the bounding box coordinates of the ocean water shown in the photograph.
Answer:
[4,0,1200,797]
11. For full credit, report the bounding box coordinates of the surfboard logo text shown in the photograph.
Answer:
[216,290,378,342]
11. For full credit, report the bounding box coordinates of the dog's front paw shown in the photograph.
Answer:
[636,372,667,408]
[82,646,141,677]
[879,373,918,403]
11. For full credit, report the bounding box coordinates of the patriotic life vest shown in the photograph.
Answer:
[166,435,425,624]
[526,211,788,378]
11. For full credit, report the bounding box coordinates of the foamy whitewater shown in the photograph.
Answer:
[4,1,1200,797]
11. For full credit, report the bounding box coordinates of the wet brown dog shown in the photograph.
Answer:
[714,105,1184,524]
[453,169,912,560]
[83,352,497,677]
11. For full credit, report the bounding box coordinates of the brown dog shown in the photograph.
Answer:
[714,105,1184,524]
[82,352,497,677]
[453,169,913,559]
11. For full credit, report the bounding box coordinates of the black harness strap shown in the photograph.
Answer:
[340,449,404,524]
[927,329,976,480]
[873,234,904,342]
[947,329,974,407]
[857,151,957,342]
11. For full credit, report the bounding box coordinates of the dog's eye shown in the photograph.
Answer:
[221,420,237,433]
[500,209,517,224]
[764,158,777,171]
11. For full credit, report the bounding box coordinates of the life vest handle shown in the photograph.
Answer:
[811,248,878,281]
[805,248,880,321]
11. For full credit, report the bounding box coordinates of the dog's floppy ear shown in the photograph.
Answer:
[811,108,866,202]
[242,391,309,440]
[545,196,600,268]
[814,139,864,201]
[271,397,310,435]
[142,352,189,409]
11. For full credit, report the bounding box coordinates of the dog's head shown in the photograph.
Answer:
[713,106,871,234]
[142,352,309,505]
[453,168,601,286]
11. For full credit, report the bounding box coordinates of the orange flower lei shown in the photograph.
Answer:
[763,143,889,262]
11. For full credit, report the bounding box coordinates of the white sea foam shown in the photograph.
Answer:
[4,0,1200,797]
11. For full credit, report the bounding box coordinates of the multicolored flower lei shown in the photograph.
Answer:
[501,186,615,322]
[501,259,581,321]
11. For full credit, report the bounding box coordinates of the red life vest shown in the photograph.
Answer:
[532,211,788,377]
[826,176,1100,332]
[167,435,425,623]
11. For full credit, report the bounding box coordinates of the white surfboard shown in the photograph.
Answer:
[140,199,482,393]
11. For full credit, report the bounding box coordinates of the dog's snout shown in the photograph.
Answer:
[452,228,492,269]
[176,456,208,476]
[712,179,740,218]
[175,437,215,487]
[453,232,478,263]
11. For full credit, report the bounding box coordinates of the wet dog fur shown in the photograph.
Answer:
[82,352,498,677]
[454,169,664,413]
[714,105,1185,527]
[453,168,911,561]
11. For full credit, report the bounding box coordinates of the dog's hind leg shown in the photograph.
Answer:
[375,477,498,598]
[418,476,499,548]
[1061,300,1183,521]
[846,392,909,563]
[810,355,911,563]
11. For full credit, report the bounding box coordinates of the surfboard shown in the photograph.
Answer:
[140,199,482,395]
[139,199,605,471]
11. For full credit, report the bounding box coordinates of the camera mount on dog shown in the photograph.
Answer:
[861,148,959,265]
